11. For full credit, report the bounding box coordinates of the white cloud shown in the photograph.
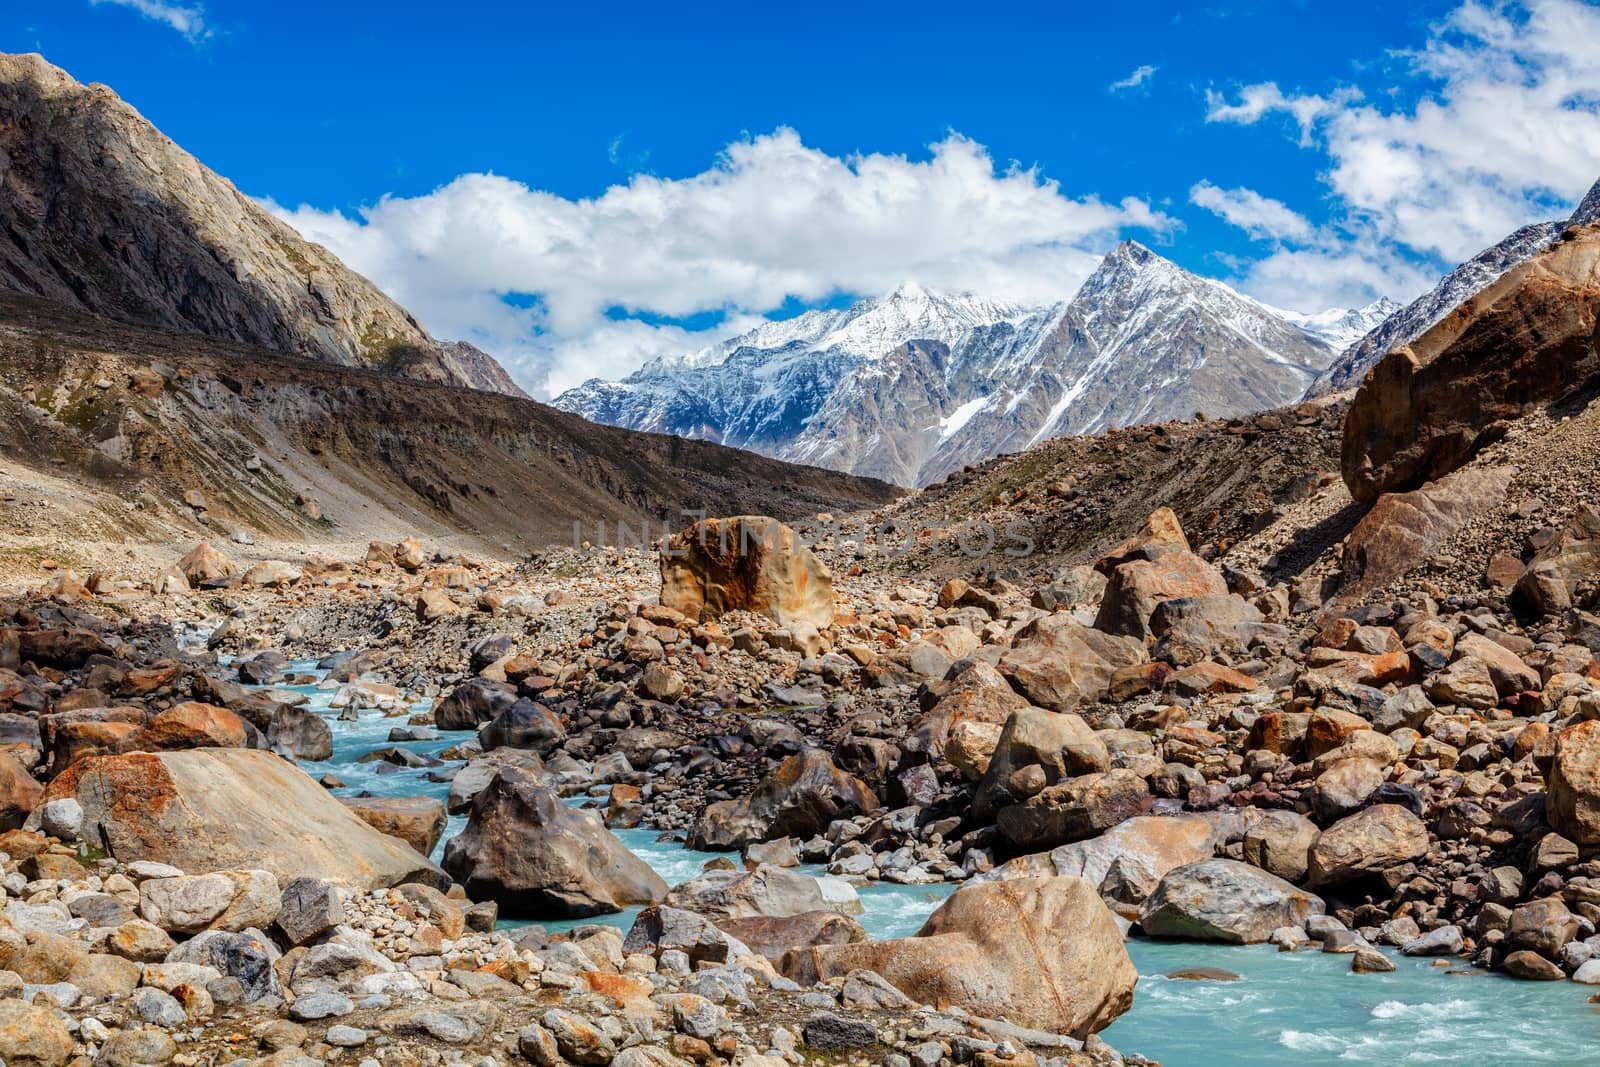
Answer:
[1109,65,1157,93]
[269,128,1169,396]
[88,0,209,41]
[1199,0,1600,310]
[1188,181,1313,242]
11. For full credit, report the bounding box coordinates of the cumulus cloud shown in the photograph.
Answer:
[1109,65,1157,93]
[1201,0,1600,308]
[88,0,209,41]
[1188,181,1313,242]
[269,129,1169,396]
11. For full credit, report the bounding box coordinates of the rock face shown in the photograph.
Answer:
[1138,859,1324,943]
[0,53,525,396]
[441,766,667,917]
[660,517,834,629]
[37,749,441,890]
[786,876,1136,1039]
[1342,222,1600,502]
[688,748,877,852]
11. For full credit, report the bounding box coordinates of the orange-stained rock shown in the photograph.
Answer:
[39,749,442,889]
[339,795,448,856]
[1094,507,1191,576]
[0,753,41,831]
[1094,551,1228,639]
[660,516,833,630]
[133,702,253,751]
[998,615,1147,713]
[785,876,1136,1040]
[1167,661,1258,696]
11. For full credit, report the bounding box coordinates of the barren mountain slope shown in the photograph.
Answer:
[0,52,522,395]
[0,293,899,565]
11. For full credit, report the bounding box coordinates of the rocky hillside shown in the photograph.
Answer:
[0,292,899,556]
[0,52,524,396]
[1309,175,1600,399]
[557,245,1370,487]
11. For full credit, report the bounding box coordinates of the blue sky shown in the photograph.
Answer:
[7,0,1600,394]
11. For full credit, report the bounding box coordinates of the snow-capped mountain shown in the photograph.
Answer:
[1277,300,1402,353]
[555,242,1355,486]
[1307,175,1600,398]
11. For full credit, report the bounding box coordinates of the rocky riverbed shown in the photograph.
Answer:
[10,490,1600,1067]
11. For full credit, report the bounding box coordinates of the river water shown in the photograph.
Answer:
[268,661,1600,1066]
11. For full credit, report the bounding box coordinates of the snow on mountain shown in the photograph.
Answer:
[1276,299,1402,352]
[555,243,1353,486]
[1307,174,1600,399]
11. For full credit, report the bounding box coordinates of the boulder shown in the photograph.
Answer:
[1546,720,1600,845]
[176,543,236,585]
[0,999,73,1067]
[0,752,42,831]
[996,769,1152,851]
[1138,859,1324,943]
[905,662,1027,771]
[134,701,255,750]
[448,749,545,814]
[1335,467,1515,606]
[997,615,1146,713]
[267,705,334,761]
[433,677,518,731]
[1515,506,1600,616]
[339,796,448,856]
[688,748,877,852]
[660,516,834,629]
[1306,804,1430,886]
[974,707,1109,819]
[1094,507,1191,574]
[441,765,666,917]
[716,911,868,961]
[664,865,860,920]
[785,876,1136,1040]
[1241,810,1319,883]
[139,870,280,933]
[36,749,442,889]
[1094,551,1228,639]
[1342,225,1600,501]
[479,699,566,754]
[987,814,1218,913]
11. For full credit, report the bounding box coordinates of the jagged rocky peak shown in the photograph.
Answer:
[0,51,525,396]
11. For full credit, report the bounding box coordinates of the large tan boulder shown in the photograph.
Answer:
[1547,720,1600,845]
[785,876,1136,1039]
[1306,804,1430,886]
[987,814,1219,915]
[974,707,1110,820]
[660,516,833,629]
[0,753,42,831]
[1094,506,1191,575]
[997,615,1146,712]
[175,543,236,585]
[36,749,443,890]
[1342,225,1600,502]
[1094,551,1229,639]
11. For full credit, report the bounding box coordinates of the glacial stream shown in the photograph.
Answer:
[267,660,1600,1066]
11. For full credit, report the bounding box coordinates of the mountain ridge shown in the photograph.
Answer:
[0,51,526,397]
[556,240,1360,486]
